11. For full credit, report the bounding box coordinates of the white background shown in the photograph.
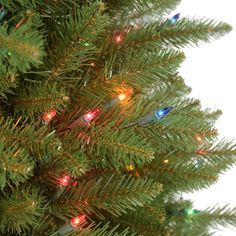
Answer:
[176,0,236,235]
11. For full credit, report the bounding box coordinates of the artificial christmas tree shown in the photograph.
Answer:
[0,0,236,235]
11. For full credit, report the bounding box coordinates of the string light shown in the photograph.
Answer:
[83,108,101,123]
[126,164,135,171]
[104,88,133,109]
[185,208,201,216]
[168,208,202,217]
[69,88,133,129]
[68,108,101,129]
[117,93,127,101]
[70,214,86,228]
[58,214,86,235]
[58,175,71,186]
[51,175,76,202]
[195,134,204,144]
[118,88,133,101]
[115,32,123,44]
[41,109,57,124]
[196,136,202,143]
[154,107,173,119]
[163,159,169,164]
[170,13,181,24]
[123,106,174,128]
[90,62,96,68]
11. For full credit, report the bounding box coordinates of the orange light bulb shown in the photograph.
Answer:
[118,88,133,101]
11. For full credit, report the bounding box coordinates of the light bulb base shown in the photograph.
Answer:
[57,222,74,235]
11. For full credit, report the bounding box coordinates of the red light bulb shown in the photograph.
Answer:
[42,109,57,123]
[84,113,92,120]
[115,32,123,44]
[59,175,71,186]
[83,108,101,123]
[70,214,86,228]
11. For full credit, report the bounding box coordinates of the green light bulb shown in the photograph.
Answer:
[186,208,195,215]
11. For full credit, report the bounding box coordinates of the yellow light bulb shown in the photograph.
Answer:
[127,164,135,171]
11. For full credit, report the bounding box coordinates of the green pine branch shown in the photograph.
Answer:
[114,48,185,85]
[158,17,232,48]
[0,143,33,189]
[86,124,155,170]
[0,21,44,73]
[44,2,108,84]
[1,0,79,15]
[204,109,223,124]
[46,136,91,177]
[111,203,166,235]
[71,222,135,236]
[0,117,61,161]
[0,1,234,235]
[0,187,45,235]
[12,82,69,118]
[0,64,17,99]
[197,139,236,173]
[143,160,218,192]
[53,175,162,219]
[198,204,236,228]
[106,0,181,23]
[111,17,232,51]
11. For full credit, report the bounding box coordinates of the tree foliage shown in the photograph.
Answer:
[0,0,234,235]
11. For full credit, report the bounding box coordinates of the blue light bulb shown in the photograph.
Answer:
[154,107,173,119]
[170,13,180,24]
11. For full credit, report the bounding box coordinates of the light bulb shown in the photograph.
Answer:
[170,13,181,24]
[59,175,71,186]
[126,164,135,171]
[83,108,101,123]
[118,88,133,101]
[42,109,57,123]
[70,214,86,228]
[154,107,173,119]
[115,32,123,44]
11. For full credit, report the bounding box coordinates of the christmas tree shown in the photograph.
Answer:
[0,0,236,235]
